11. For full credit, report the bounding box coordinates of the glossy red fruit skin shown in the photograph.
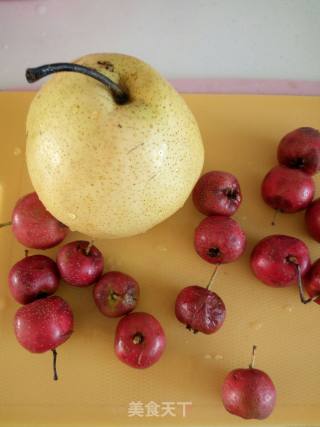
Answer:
[192,171,242,216]
[114,312,166,369]
[57,240,104,287]
[8,255,60,304]
[175,285,226,334]
[261,165,315,213]
[194,216,246,264]
[250,235,310,287]
[303,258,320,304]
[222,368,276,420]
[14,295,73,353]
[12,192,69,249]
[277,127,320,175]
[93,271,139,317]
[305,198,320,242]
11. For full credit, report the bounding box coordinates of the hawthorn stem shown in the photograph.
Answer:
[52,349,58,381]
[85,240,94,256]
[206,265,219,290]
[271,209,279,226]
[25,63,129,105]
[0,221,11,228]
[249,345,257,369]
[295,264,313,304]
[24,249,29,258]
[287,259,318,304]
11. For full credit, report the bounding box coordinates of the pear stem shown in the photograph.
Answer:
[249,345,257,369]
[206,265,219,290]
[0,221,11,228]
[25,63,129,105]
[52,349,58,381]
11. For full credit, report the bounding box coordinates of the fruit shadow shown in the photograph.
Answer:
[56,281,117,343]
[135,270,229,400]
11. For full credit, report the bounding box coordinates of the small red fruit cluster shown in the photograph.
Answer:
[217,128,320,420]
[4,192,166,379]
[253,127,320,305]
[59,243,166,370]
[193,171,245,264]
[175,171,246,336]
[174,172,277,420]
[262,127,320,226]
[6,192,73,381]
[4,127,320,419]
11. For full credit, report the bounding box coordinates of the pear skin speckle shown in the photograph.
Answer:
[26,53,204,238]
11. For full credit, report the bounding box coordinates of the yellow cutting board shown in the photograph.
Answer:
[1,92,320,426]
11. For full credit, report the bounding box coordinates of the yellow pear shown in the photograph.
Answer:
[26,54,204,238]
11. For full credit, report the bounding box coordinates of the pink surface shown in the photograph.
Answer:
[169,79,320,95]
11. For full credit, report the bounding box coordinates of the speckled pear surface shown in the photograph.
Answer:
[26,54,204,238]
